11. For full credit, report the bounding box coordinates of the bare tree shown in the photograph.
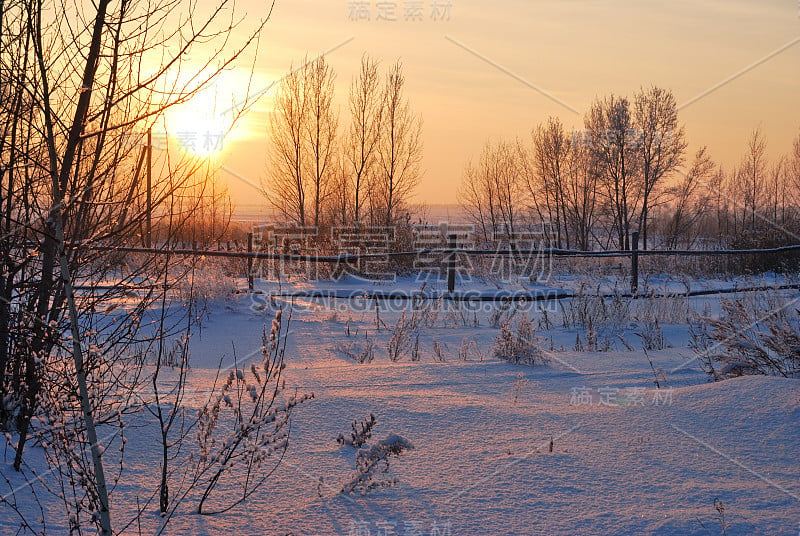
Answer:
[267,62,310,226]
[664,146,715,249]
[171,163,234,247]
[493,140,525,242]
[740,127,767,232]
[345,54,383,226]
[789,130,800,215]
[459,152,499,245]
[585,95,642,250]
[712,167,732,242]
[304,56,338,231]
[562,137,600,250]
[632,86,687,249]
[458,139,524,245]
[766,156,789,229]
[792,129,800,186]
[375,61,423,227]
[266,56,338,232]
[328,156,351,226]
[527,118,572,247]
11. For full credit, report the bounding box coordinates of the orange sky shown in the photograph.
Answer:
[166,0,800,209]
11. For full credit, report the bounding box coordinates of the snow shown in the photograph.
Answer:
[2,273,799,535]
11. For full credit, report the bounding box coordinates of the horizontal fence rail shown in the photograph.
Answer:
[87,235,800,295]
[254,283,800,304]
[88,243,800,261]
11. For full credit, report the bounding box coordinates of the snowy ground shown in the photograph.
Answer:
[3,273,799,535]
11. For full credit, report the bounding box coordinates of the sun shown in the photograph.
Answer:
[163,71,245,157]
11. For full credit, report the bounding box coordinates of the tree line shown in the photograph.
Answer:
[460,87,800,252]
[263,54,423,233]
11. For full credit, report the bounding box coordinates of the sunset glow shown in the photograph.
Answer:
[208,0,800,207]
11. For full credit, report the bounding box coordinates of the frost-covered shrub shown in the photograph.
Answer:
[690,293,800,379]
[489,300,518,328]
[341,434,414,494]
[337,414,376,448]
[194,309,313,514]
[442,301,477,328]
[584,318,597,352]
[510,372,529,405]
[636,319,666,351]
[458,337,483,361]
[335,331,375,364]
[432,339,447,362]
[492,316,547,366]
[387,310,421,362]
[631,290,696,324]
[177,257,238,305]
[573,320,622,353]
[559,284,630,330]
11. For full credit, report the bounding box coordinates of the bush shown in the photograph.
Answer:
[194,310,313,514]
[559,284,630,330]
[335,330,375,364]
[387,310,419,362]
[337,414,377,448]
[492,316,548,366]
[636,319,666,351]
[341,434,415,495]
[690,292,800,379]
[729,231,800,273]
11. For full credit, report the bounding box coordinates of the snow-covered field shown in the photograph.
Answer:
[3,273,799,535]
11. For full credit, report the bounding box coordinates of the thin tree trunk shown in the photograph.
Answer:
[41,0,113,531]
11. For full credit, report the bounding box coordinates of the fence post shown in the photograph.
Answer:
[145,128,152,248]
[447,233,457,293]
[631,231,639,296]
[247,231,254,291]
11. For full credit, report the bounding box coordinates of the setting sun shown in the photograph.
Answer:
[162,69,255,158]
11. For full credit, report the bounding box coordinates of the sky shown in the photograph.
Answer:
[165,0,800,211]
